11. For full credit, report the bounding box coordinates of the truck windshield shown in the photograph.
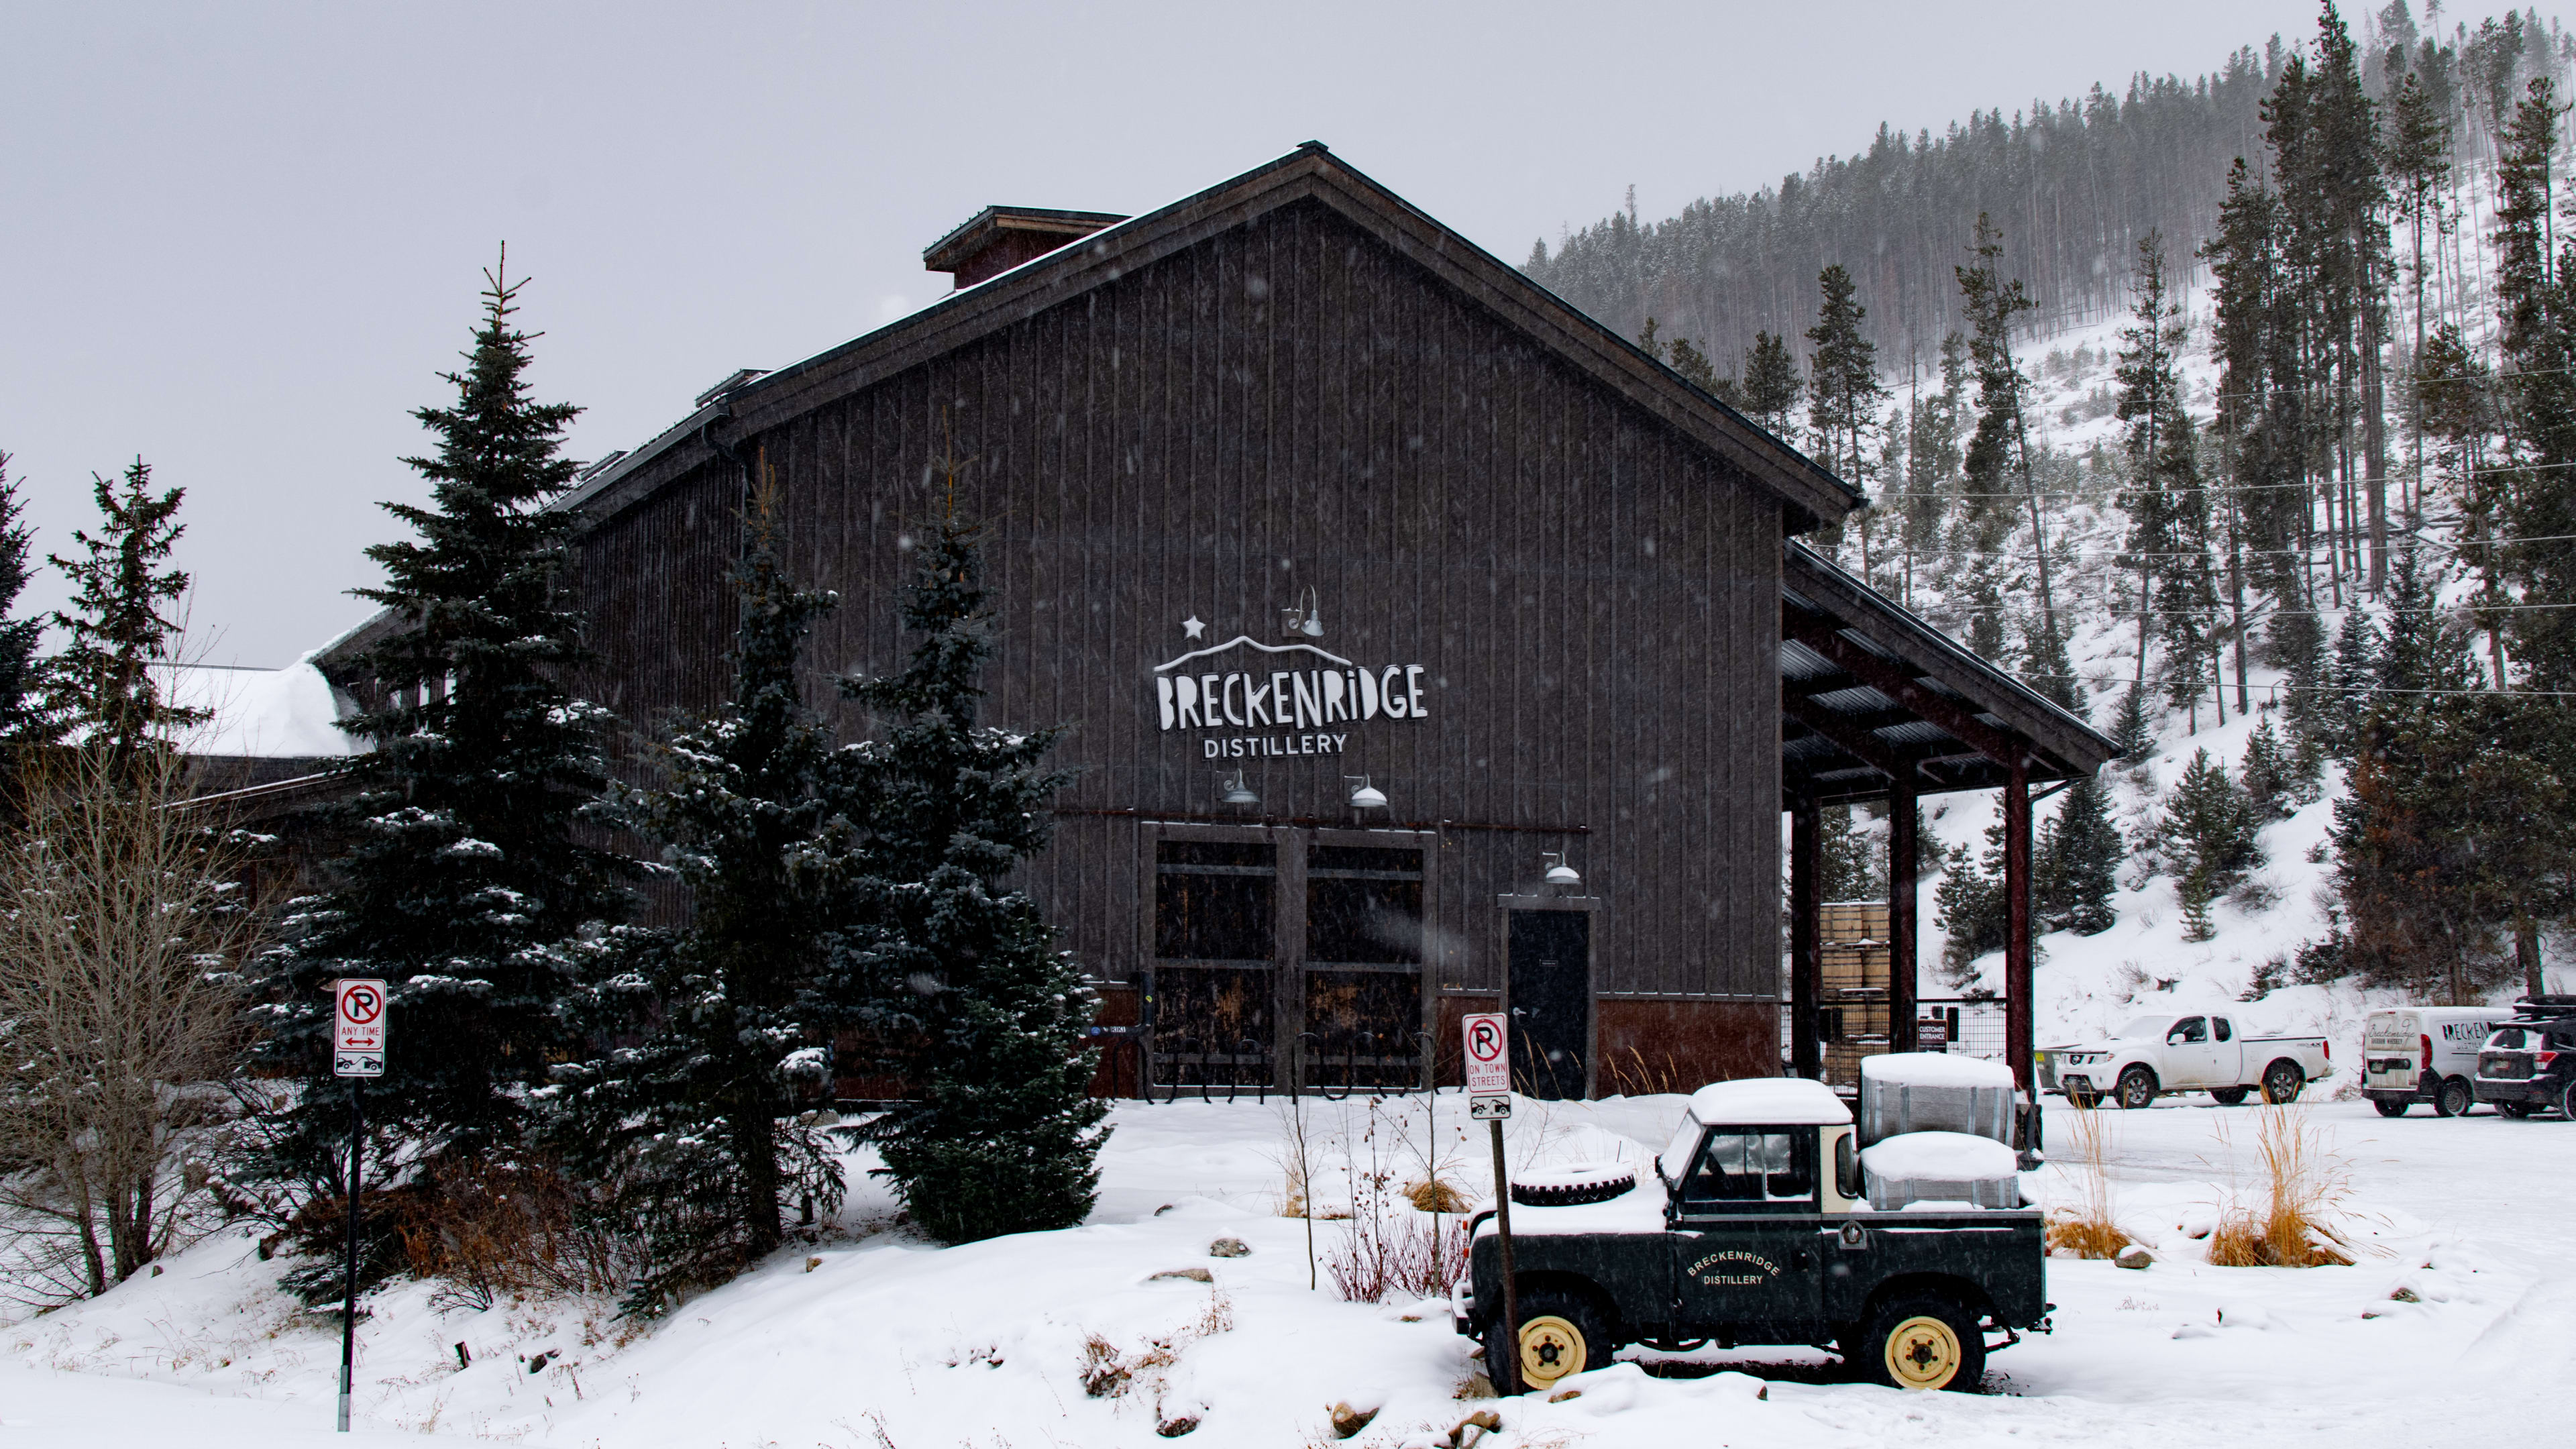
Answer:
[1658,1118,1703,1189]
[1682,1131,1811,1203]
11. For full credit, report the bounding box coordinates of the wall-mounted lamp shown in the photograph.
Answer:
[1218,769,1260,808]
[1543,851,1582,889]
[1279,586,1324,639]
[1344,775,1388,810]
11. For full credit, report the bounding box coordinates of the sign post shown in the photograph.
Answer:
[331,979,386,1434]
[1461,1012,1518,1395]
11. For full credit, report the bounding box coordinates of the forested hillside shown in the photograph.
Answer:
[1564,3,2576,1009]
[1527,6,2571,370]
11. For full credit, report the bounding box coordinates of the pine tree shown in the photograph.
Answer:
[2158,749,2264,939]
[1934,821,2018,986]
[1805,264,1888,489]
[2239,715,2298,820]
[843,515,1106,1244]
[0,454,56,758]
[547,484,858,1305]
[254,260,629,1195]
[1739,331,1803,438]
[1957,214,2059,648]
[1817,804,1882,900]
[2107,684,2155,764]
[2332,549,2571,999]
[43,460,207,770]
[2035,773,2122,936]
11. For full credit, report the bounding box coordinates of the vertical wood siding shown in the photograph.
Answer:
[570,198,1782,1004]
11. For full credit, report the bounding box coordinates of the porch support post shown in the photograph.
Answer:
[1789,794,1823,1079]
[1888,761,1919,1055]
[2004,757,2035,1091]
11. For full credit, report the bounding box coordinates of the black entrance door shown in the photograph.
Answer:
[1507,910,1591,1099]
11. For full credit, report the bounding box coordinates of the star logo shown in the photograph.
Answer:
[1181,615,1205,639]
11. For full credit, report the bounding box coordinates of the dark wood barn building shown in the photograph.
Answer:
[314,143,2115,1101]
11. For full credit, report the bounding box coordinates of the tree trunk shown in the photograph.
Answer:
[2519,920,2544,1000]
[736,1099,782,1260]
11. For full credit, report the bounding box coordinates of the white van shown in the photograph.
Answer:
[2364,1007,2513,1116]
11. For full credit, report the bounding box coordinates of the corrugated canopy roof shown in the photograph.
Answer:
[1779,542,2118,805]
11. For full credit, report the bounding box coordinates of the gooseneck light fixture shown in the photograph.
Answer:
[1219,769,1260,808]
[1279,586,1324,639]
[1344,775,1388,810]
[1543,851,1582,889]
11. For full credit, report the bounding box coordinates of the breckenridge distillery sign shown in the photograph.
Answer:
[1154,637,1429,758]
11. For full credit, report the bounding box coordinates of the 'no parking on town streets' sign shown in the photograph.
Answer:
[1464,1012,1509,1119]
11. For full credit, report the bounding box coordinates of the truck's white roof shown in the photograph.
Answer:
[1688,1077,1853,1126]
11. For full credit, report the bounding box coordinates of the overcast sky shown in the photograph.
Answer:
[5,0,2364,666]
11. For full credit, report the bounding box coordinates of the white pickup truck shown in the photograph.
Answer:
[2036,1011,2333,1110]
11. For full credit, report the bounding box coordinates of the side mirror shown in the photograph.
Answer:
[1834,1130,1860,1199]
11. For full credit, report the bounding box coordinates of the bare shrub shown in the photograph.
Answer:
[0,745,270,1306]
[1324,1205,1467,1304]
[394,1157,637,1311]
[2044,1102,2131,1259]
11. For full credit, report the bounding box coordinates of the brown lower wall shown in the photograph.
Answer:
[1595,999,1781,1095]
[1065,987,1780,1102]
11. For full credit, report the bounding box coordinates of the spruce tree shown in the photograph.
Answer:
[2239,715,2298,820]
[1956,214,2059,649]
[547,486,859,1304]
[2035,774,2122,936]
[843,516,1106,1244]
[1817,804,1882,901]
[1933,824,2011,985]
[0,454,56,758]
[1739,331,1803,439]
[254,261,629,1191]
[44,460,207,768]
[2107,684,2155,765]
[2159,749,2264,940]
[2333,551,2569,998]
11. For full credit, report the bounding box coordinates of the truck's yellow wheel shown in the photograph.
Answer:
[1882,1313,1963,1389]
[1517,1313,1587,1383]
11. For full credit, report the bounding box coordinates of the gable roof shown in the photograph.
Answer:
[555,142,1859,529]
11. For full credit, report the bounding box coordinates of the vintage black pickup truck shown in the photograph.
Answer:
[1452,1078,2049,1393]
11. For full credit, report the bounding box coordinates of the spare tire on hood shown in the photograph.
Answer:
[1509,1162,1638,1207]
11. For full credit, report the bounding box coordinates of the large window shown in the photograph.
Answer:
[1152,841,1277,1087]
[1303,845,1424,1088]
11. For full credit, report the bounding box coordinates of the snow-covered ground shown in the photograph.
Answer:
[9,1088,2575,1448]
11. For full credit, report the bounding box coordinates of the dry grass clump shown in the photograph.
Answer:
[2203,1105,2355,1267]
[1407,1179,1470,1214]
[2045,1102,2132,1258]
[1599,1047,1690,1096]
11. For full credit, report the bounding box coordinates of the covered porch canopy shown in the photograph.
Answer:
[1778,542,2121,1091]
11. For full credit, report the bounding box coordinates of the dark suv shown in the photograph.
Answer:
[2472,997,2576,1119]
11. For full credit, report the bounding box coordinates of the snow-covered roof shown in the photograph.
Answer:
[1687,1077,1852,1126]
[156,657,358,759]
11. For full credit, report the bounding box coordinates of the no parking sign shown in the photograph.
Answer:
[333,979,387,1078]
[1464,1012,1509,1118]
